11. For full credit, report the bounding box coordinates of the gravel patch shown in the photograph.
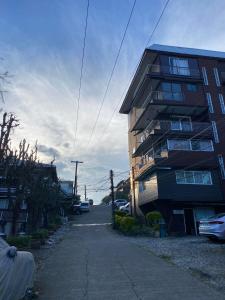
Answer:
[129,236,225,292]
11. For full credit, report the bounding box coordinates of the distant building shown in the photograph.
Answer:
[0,163,58,236]
[120,44,225,235]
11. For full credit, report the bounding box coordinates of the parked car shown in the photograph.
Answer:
[119,202,130,214]
[114,199,128,209]
[80,202,90,212]
[199,213,225,240]
[0,237,36,300]
[73,203,81,215]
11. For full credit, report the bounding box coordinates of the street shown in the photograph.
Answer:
[37,205,225,300]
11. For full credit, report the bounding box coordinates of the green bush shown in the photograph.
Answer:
[119,216,137,234]
[6,236,31,249]
[52,216,62,225]
[146,211,162,228]
[115,210,127,217]
[31,229,49,240]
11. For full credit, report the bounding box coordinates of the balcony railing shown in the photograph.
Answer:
[142,90,184,108]
[138,120,212,144]
[150,120,212,135]
[149,64,201,78]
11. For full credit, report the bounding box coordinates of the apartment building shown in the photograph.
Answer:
[120,44,225,235]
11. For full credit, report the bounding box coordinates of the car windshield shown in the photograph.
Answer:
[207,213,225,219]
[81,203,88,207]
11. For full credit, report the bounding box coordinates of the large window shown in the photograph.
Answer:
[176,170,212,185]
[202,67,208,85]
[219,94,225,114]
[169,57,190,76]
[167,139,214,152]
[206,93,214,113]
[211,121,219,143]
[0,199,9,209]
[213,68,221,87]
[170,116,192,131]
[218,155,225,179]
[160,82,182,101]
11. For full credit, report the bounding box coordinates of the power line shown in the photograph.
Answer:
[73,0,90,151]
[86,0,137,147]
[96,0,171,142]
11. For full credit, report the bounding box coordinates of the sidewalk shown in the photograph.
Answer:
[36,206,225,300]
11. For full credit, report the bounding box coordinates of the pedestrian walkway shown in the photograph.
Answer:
[37,205,225,300]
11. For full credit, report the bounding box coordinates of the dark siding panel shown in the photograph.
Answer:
[157,169,223,202]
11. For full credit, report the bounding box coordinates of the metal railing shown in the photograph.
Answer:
[133,63,201,98]
[142,90,184,108]
[149,64,201,78]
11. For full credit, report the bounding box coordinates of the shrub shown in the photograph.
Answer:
[115,210,127,217]
[6,236,31,249]
[52,216,62,225]
[146,211,163,228]
[31,229,49,240]
[119,216,137,234]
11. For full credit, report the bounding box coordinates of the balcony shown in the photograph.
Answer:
[135,150,217,180]
[149,64,201,79]
[131,94,208,132]
[133,121,213,157]
[133,64,202,105]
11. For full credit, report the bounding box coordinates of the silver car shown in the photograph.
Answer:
[199,213,225,240]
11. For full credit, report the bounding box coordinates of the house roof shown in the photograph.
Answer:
[119,44,225,114]
[147,44,225,60]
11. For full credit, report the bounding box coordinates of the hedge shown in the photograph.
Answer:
[6,236,31,249]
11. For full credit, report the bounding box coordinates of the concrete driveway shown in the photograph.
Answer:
[37,205,225,300]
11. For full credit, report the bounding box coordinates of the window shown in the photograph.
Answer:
[170,116,192,132]
[206,93,214,113]
[187,84,198,92]
[202,67,208,85]
[213,68,221,87]
[0,199,9,209]
[168,139,191,150]
[211,121,219,143]
[218,155,225,179]
[219,94,225,114]
[167,139,214,152]
[169,57,190,76]
[175,170,212,185]
[191,140,214,152]
[161,82,182,101]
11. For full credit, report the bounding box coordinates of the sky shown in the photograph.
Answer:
[1,0,225,203]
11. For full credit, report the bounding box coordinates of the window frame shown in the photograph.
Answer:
[175,170,213,185]
[219,93,225,114]
[218,154,225,179]
[213,67,221,87]
[211,121,219,143]
[206,92,214,113]
[202,67,208,85]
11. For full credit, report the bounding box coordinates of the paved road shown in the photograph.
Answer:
[37,205,225,300]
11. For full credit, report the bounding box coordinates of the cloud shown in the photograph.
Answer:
[37,144,61,159]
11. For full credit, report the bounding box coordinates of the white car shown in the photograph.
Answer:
[199,213,225,240]
[114,199,128,209]
[80,202,90,212]
[119,202,130,214]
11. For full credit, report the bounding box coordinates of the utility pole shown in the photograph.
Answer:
[71,160,83,197]
[84,184,87,201]
[110,169,115,228]
[132,166,137,217]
